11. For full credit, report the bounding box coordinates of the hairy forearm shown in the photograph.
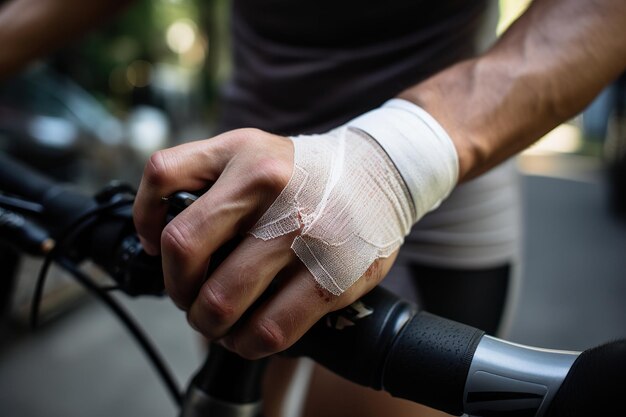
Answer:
[0,0,132,80]
[400,0,626,181]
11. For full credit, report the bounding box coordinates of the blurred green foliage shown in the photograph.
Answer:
[51,0,227,116]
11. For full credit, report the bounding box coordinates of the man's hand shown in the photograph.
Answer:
[133,128,395,359]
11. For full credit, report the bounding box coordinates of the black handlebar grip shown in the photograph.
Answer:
[0,153,94,233]
[0,152,55,200]
[287,286,416,389]
[382,312,484,416]
[545,339,626,417]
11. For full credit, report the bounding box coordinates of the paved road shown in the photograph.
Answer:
[509,174,626,349]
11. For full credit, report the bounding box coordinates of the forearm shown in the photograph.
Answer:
[399,0,626,181]
[0,0,132,80]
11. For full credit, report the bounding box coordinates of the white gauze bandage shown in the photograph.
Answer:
[250,99,458,295]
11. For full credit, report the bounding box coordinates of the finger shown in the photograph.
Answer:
[160,172,259,309]
[186,232,297,339]
[133,135,238,255]
[222,256,392,360]
[221,266,335,360]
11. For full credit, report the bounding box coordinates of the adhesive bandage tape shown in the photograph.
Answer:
[250,99,459,295]
[347,99,459,218]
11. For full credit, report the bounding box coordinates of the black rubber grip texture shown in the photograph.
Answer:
[545,339,626,417]
[382,312,484,416]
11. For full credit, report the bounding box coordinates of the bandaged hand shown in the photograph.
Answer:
[133,99,458,359]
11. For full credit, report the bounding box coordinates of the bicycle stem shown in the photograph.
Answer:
[180,344,268,417]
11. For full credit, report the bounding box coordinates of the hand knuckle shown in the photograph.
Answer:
[238,127,265,140]
[161,222,195,259]
[198,282,235,326]
[253,318,289,353]
[223,128,263,148]
[144,150,171,186]
[254,157,291,195]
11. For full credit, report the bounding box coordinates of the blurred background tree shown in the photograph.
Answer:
[51,0,228,134]
[0,0,233,189]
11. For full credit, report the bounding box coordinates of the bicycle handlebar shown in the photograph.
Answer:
[0,152,94,233]
[1,152,624,417]
[285,288,579,417]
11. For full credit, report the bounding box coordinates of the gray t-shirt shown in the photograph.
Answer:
[218,0,489,134]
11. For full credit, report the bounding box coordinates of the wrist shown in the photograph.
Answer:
[397,59,482,182]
